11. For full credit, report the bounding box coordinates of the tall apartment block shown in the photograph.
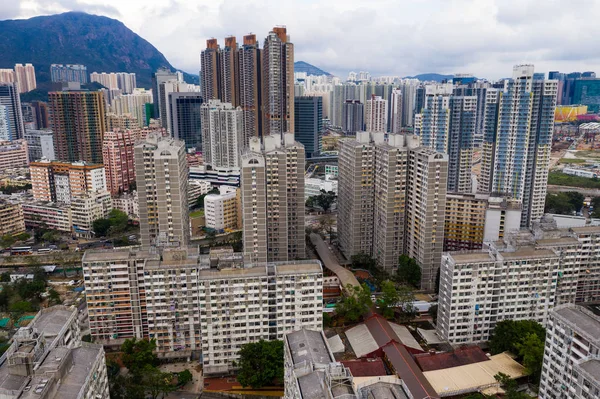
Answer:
[390,88,403,133]
[30,160,107,203]
[168,92,203,149]
[110,88,153,127]
[0,305,109,399]
[338,132,447,290]
[0,201,26,236]
[414,84,452,152]
[239,34,262,140]
[134,134,189,248]
[49,90,107,164]
[102,129,136,196]
[14,63,36,93]
[294,96,322,158]
[262,27,295,137]
[50,64,88,84]
[200,38,221,102]
[0,83,25,140]
[365,95,387,132]
[90,72,136,94]
[539,304,600,399]
[0,140,29,169]
[31,101,50,129]
[436,220,600,345]
[341,100,364,133]
[241,133,306,263]
[480,65,558,227]
[82,247,323,374]
[201,99,243,168]
[157,80,201,132]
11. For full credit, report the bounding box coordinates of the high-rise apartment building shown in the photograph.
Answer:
[134,134,189,248]
[338,132,447,290]
[168,93,203,150]
[241,134,306,263]
[31,101,50,129]
[447,96,477,192]
[0,201,26,237]
[102,129,136,196]
[364,95,387,132]
[239,34,262,140]
[201,99,243,168]
[0,83,25,140]
[30,160,107,203]
[82,247,322,374]
[341,100,364,133]
[200,38,221,102]
[50,64,88,84]
[480,65,558,227]
[294,96,322,158]
[390,88,403,133]
[49,90,107,164]
[414,85,452,152]
[158,80,200,132]
[110,88,153,127]
[539,304,600,399]
[90,72,136,94]
[262,27,295,138]
[14,63,36,93]
[0,140,28,169]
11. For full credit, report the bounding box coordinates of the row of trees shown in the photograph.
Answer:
[109,338,192,399]
[544,191,584,215]
[306,190,337,213]
[92,209,130,237]
[350,253,421,288]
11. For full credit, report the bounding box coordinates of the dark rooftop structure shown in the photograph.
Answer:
[341,358,387,377]
[414,346,489,372]
[383,342,439,399]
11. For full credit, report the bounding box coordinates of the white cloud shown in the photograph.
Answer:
[3,0,600,79]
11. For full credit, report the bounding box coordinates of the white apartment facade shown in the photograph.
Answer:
[201,99,244,169]
[539,304,600,399]
[364,96,387,132]
[204,188,241,231]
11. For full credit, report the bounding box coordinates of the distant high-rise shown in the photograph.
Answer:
[414,84,452,153]
[168,92,203,150]
[50,64,88,84]
[221,36,240,106]
[480,65,558,227]
[90,72,137,94]
[31,101,50,129]
[400,82,417,127]
[151,68,181,119]
[262,27,295,138]
[338,132,447,290]
[14,63,36,93]
[241,133,305,263]
[49,91,106,164]
[239,34,262,140]
[341,100,364,133]
[103,129,136,196]
[201,99,243,168]
[390,89,403,133]
[294,96,322,158]
[0,83,25,140]
[135,134,189,248]
[364,95,387,132]
[110,88,153,127]
[200,38,221,102]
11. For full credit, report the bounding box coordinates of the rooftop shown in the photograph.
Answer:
[577,359,600,384]
[553,304,600,346]
[500,247,557,260]
[415,347,489,372]
[47,345,102,399]
[448,252,493,263]
[30,307,75,342]
[340,359,386,377]
[286,329,331,366]
[535,237,580,246]
[570,225,600,234]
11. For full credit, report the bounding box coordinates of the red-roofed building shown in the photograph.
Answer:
[383,341,439,399]
[341,358,387,377]
[414,346,490,372]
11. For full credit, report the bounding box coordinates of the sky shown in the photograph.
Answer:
[2,0,600,79]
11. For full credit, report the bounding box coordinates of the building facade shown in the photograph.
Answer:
[0,83,25,140]
[30,160,107,203]
[204,188,242,231]
[294,96,322,158]
[50,64,88,84]
[23,202,72,232]
[134,134,189,248]
[168,92,203,150]
[364,96,387,132]
[341,100,364,134]
[201,100,243,168]
[0,201,26,236]
[0,140,28,169]
[14,63,36,93]
[539,304,600,399]
[241,134,306,263]
[102,129,136,196]
[24,129,55,161]
[49,91,107,164]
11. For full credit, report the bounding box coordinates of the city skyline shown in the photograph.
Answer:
[2,1,600,80]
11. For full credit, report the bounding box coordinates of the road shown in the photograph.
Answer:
[547,185,600,197]
[309,233,359,291]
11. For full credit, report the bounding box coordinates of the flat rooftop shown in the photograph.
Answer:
[570,226,600,234]
[50,345,101,398]
[500,247,557,260]
[286,329,331,366]
[82,248,157,262]
[554,305,600,346]
[578,359,600,383]
[30,308,74,340]
[536,237,580,246]
[449,252,494,263]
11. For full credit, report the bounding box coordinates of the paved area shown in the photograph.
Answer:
[160,362,203,396]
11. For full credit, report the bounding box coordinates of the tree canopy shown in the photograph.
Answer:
[306,189,337,213]
[336,283,373,322]
[544,192,583,215]
[120,338,158,373]
[92,209,130,237]
[194,187,219,209]
[515,333,545,384]
[489,320,545,355]
[237,340,284,389]
[396,255,421,287]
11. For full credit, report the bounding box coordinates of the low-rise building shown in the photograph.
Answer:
[188,179,212,207]
[23,201,72,233]
[0,305,110,399]
[539,304,600,399]
[112,191,139,219]
[189,165,240,187]
[0,140,28,169]
[82,247,323,374]
[24,129,55,161]
[70,192,112,237]
[0,200,25,236]
[305,177,338,200]
[324,164,338,177]
[204,187,241,231]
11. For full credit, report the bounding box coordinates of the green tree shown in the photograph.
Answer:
[14,233,30,242]
[15,278,45,301]
[140,365,175,399]
[176,369,193,387]
[41,230,59,243]
[565,191,585,212]
[314,190,337,213]
[109,374,145,399]
[515,333,545,384]
[92,218,112,237]
[494,372,534,399]
[194,188,219,209]
[316,214,335,242]
[350,253,377,270]
[544,192,576,215]
[336,283,373,322]
[0,234,16,249]
[0,272,10,283]
[107,209,129,234]
[395,285,417,323]
[9,301,34,327]
[379,280,399,318]
[396,255,421,287]
[237,340,284,389]
[428,304,438,324]
[120,338,158,373]
[489,320,545,355]
[48,289,62,305]
[305,196,315,208]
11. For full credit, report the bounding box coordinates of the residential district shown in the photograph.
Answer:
[0,21,599,399]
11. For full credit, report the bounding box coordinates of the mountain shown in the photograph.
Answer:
[294,61,331,76]
[0,12,195,89]
[405,73,454,82]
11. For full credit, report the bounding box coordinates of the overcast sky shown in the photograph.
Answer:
[2,0,600,79]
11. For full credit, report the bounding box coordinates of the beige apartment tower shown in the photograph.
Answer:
[338,132,447,290]
[241,133,305,263]
[134,134,189,248]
